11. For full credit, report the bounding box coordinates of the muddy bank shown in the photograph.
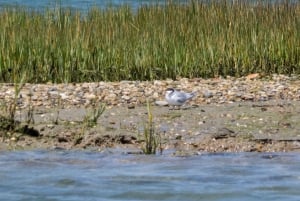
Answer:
[1,99,300,154]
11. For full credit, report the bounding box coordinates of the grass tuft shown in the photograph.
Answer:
[0,72,38,141]
[141,100,162,155]
[83,101,106,128]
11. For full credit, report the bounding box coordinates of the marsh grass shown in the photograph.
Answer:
[0,1,299,83]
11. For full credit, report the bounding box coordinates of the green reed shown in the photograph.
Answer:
[141,99,161,155]
[0,1,299,83]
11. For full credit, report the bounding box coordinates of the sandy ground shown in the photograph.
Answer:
[1,99,300,155]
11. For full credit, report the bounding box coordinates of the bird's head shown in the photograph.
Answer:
[165,88,175,95]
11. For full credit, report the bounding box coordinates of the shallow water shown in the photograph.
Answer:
[0,150,300,201]
[0,0,179,11]
[0,0,298,11]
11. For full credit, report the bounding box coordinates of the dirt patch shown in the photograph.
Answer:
[1,100,300,154]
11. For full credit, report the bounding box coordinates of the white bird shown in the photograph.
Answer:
[165,88,196,109]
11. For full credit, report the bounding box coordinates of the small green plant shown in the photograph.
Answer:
[48,93,62,125]
[0,101,15,132]
[83,101,106,128]
[141,100,162,155]
[74,101,105,145]
[0,73,26,133]
[0,72,39,141]
[25,93,35,125]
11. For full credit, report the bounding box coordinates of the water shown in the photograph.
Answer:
[1,150,300,201]
[0,0,298,12]
[0,0,178,11]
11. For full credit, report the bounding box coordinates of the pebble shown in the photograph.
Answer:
[155,100,169,106]
[203,90,213,98]
[59,93,69,100]
[85,94,96,100]
[0,74,299,108]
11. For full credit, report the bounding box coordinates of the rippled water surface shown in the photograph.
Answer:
[1,150,300,201]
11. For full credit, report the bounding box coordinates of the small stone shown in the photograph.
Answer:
[152,92,159,99]
[47,124,55,129]
[212,127,236,139]
[203,90,213,98]
[242,94,254,100]
[48,87,57,92]
[175,135,182,140]
[128,104,135,109]
[108,93,117,99]
[155,100,168,106]
[48,91,59,97]
[153,80,162,85]
[31,95,38,101]
[85,94,96,100]
[36,101,43,106]
[59,93,69,100]
[122,95,131,101]
[198,121,205,125]
[246,73,260,80]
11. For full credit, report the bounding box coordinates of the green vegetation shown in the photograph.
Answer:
[83,101,106,128]
[72,101,106,145]
[141,100,162,155]
[0,74,37,141]
[0,1,299,83]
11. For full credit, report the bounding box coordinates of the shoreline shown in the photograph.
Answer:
[1,74,300,154]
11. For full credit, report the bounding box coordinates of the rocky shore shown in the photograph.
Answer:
[1,74,299,108]
[1,74,300,154]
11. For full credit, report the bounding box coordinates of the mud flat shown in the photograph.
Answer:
[1,75,300,154]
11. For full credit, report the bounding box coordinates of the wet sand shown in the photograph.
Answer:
[1,99,300,155]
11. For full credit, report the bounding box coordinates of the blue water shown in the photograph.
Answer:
[0,0,298,11]
[1,150,300,201]
[0,0,175,11]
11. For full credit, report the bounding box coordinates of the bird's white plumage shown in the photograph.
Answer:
[165,88,196,106]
